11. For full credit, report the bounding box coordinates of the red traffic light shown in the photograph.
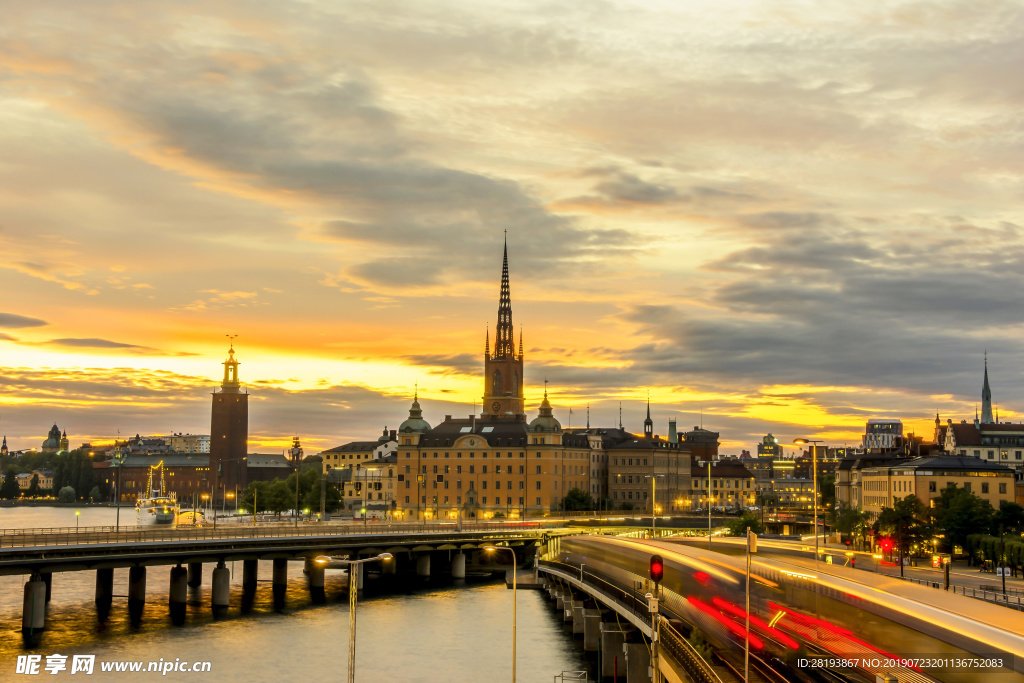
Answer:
[650,554,664,584]
[879,537,894,553]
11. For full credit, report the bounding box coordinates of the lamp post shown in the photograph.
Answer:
[794,438,824,564]
[707,461,712,550]
[483,545,517,683]
[315,553,393,683]
[645,474,665,538]
[113,452,124,531]
[75,510,80,534]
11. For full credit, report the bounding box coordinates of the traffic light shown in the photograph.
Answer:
[650,554,664,584]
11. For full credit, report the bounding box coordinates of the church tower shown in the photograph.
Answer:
[210,342,249,501]
[482,237,525,420]
[981,353,994,425]
[1,435,7,457]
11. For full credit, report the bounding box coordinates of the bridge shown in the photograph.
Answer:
[539,534,1024,683]
[3,520,586,645]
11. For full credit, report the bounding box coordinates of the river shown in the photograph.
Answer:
[0,507,594,681]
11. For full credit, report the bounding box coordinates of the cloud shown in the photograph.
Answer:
[0,312,46,328]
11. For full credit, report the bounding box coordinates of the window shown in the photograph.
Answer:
[1000,483,1008,494]
[405,496,410,503]
[496,465,502,474]
[433,465,438,474]
[536,481,541,490]
[457,465,462,474]
[404,465,410,474]
[519,466,524,474]
[536,497,541,505]
[457,496,462,504]
[483,496,488,504]
[982,483,990,494]
[988,451,995,459]
[457,480,462,490]
[519,481,524,490]
[482,465,488,474]
[483,481,488,489]
[964,482,972,493]
[470,465,475,474]
[536,465,541,474]
[444,465,450,474]
[405,481,410,489]
[974,450,981,457]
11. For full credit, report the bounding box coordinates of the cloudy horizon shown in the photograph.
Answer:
[2,0,1022,453]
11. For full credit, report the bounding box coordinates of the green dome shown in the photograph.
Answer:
[399,396,431,433]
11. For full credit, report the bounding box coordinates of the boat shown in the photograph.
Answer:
[135,460,179,526]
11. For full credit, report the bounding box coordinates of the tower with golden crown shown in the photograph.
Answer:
[482,237,526,420]
[210,343,248,500]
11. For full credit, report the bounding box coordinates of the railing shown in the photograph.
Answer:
[883,571,1024,612]
[539,559,724,683]
[659,617,723,683]
[0,520,558,549]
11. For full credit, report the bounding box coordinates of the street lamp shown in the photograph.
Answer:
[315,553,393,683]
[483,545,517,683]
[645,474,665,538]
[794,438,824,564]
[75,510,80,534]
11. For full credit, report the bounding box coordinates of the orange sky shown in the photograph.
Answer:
[2,1,1020,454]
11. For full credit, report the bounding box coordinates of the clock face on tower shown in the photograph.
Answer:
[491,401,501,413]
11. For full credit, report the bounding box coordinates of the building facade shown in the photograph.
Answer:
[689,460,755,510]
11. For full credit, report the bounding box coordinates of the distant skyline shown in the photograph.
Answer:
[2,1,1023,452]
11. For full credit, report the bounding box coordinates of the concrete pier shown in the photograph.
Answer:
[624,641,650,683]
[187,562,203,588]
[41,572,52,603]
[169,565,188,626]
[305,557,326,604]
[600,625,627,680]
[416,554,431,578]
[451,552,466,579]
[22,576,46,646]
[242,560,258,612]
[211,562,230,618]
[95,568,114,622]
[128,566,146,624]
[583,609,601,651]
[555,587,566,610]
[272,558,287,610]
[572,605,586,634]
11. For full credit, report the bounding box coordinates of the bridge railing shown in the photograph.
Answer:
[539,559,723,683]
[658,617,724,683]
[0,521,557,549]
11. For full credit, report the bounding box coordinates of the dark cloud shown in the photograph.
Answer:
[399,353,479,376]
[44,338,147,350]
[0,312,47,328]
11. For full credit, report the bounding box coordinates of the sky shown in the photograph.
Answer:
[2,0,1023,454]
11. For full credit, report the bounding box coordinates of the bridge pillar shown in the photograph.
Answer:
[305,558,326,604]
[169,565,188,626]
[212,561,230,618]
[624,641,650,683]
[451,552,466,579]
[416,554,431,578]
[242,560,258,612]
[22,575,46,647]
[572,604,586,634]
[128,566,147,624]
[95,568,114,622]
[42,571,52,603]
[555,587,565,610]
[583,609,601,651]
[600,625,627,680]
[187,562,203,588]
[272,558,288,609]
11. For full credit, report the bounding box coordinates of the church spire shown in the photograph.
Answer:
[981,352,994,424]
[518,328,523,360]
[586,404,590,430]
[644,392,653,437]
[485,324,489,356]
[494,232,514,358]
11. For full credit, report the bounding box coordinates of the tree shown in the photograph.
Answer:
[931,486,995,553]
[819,473,836,510]
[726,512,764,536]
[58,486,76,503]
[88,486,101,502]
[832,503,870,547]
[993,501,1024,536]
[562,488,595,512]
[27,473,40,498]
[873,495,930,558]
[1,468,20,499]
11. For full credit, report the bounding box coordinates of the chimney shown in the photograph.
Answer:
[668,418,678,443]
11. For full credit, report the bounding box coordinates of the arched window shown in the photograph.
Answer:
[492,370,502,396]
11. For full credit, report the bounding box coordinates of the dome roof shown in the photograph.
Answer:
[529,392,561,432]
[41,424,61,449]
[399,395,431,433]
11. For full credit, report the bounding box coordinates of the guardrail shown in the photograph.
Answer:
[539,559,724,683]
[0,521,558,549]
[658,617,723,683]
[885,571,1024,612]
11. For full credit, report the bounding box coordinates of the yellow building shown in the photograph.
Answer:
[607,404,691,513]
[689,461,756,511]
[860,455,1015,519]
[394,243,593,519]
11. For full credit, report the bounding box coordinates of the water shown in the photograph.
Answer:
[0,507,593,681]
